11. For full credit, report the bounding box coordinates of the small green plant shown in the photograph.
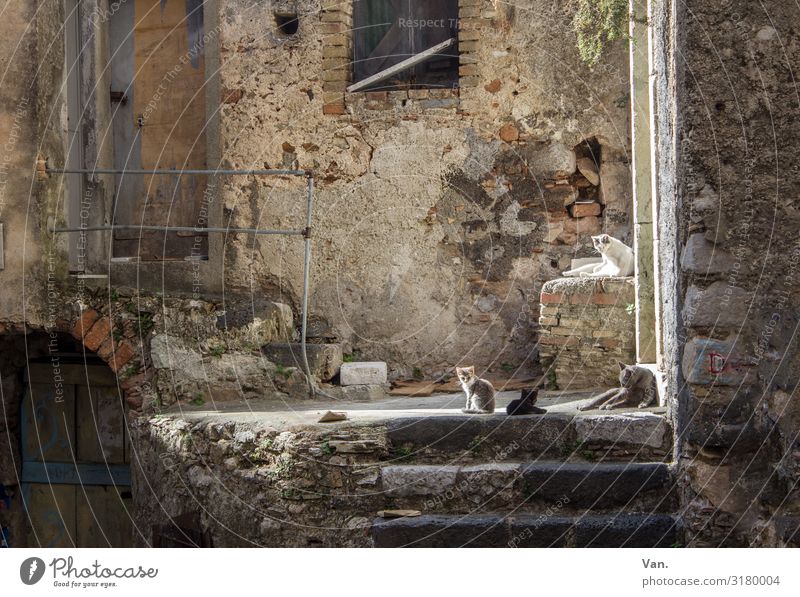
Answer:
[189,394,205,406]
[501,362,515,373]
[320,441,333,455]
[110,288,119,302]
[467,435,485,453]
[546,368,558,391]
[412,367,423,380]
[274,364,293,379]
[136,311,154,335]
[574,0,630,68]
[390,445,414,462]
[625,303,635,315]
[209,344,226,358]
[343,354,355,363]
[252,438,275,460]
[270,455,295,480]
[112,327,124,342]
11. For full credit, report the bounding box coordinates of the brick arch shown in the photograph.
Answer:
[70,308,151,411]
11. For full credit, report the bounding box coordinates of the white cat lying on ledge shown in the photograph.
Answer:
[562,234,635,277]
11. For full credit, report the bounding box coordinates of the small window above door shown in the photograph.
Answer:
[352,0,459,91]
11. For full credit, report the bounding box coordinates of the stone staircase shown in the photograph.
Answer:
[369,412,681,547]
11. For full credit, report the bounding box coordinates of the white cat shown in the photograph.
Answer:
[562,234,634,277]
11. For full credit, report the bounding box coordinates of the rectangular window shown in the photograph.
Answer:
[352,0,459,91]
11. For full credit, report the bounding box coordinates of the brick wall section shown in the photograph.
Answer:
[320,1,352,115]
[70,307,151,410]
[457,0,490,90]
[538,277,636,389]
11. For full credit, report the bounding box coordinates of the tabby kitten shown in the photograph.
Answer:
[578,362,657,411]
[456,366,496,414]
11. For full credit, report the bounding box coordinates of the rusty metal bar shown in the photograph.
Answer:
[46,167,308,176]
[50,225,305,236]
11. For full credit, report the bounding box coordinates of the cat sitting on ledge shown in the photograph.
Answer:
[562,234,634,278]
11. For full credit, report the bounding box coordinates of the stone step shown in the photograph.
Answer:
[371,513,681,548]
[385,412,671,464]
[381,461,676,514]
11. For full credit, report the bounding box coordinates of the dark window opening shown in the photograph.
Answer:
[352,0,459,91]
[275,13,299,37]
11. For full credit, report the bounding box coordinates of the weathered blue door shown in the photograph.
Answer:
[21,364,132,547]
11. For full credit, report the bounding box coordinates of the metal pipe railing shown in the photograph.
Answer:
[46,166,317,395]
[47,167,309,176]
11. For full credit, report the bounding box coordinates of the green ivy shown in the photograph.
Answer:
[574,0,630,68]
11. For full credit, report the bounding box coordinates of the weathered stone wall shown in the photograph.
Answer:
[0,1,60,327]
[672,0,800,546]
[216,0,632,376]
[538,277,635,389]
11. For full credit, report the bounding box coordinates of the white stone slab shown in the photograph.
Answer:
[340,361,388,386]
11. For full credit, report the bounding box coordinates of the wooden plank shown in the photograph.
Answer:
[27,363,117,387]
[76,385,126,464]
[21,462,131,486]
[26,484,76,548]
[22,384,76,463]
[348,38,455,92]
[76,485,134,547]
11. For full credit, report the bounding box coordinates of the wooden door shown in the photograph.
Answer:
[21,364,132,548]
[110,0,209,261]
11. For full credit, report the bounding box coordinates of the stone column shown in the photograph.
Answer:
[629,0,657,363]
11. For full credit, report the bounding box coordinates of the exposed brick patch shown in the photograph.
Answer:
[569,294,593,305]
[71,309,99,340]
[591,293,621,305]
[83,317,112,352]
[484,79,502,93]
[108,341,136,373]
[540,292,565,304]
[499,123,519,142]
[571,202,602,217]
[320,3,352,115]
[222,88,243,104]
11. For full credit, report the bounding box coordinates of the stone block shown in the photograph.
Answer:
[150,335,203,370]
[570,201,602,217]
[524,142,576,177]
[381,465,459,497]
[681,233,736,274]
[262,343,343,382]
[682,337,755,386]
[340,362,387,386]
[574,412,670,451]
[683,282,751,328]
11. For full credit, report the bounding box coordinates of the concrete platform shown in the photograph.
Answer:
[164,388,667,429]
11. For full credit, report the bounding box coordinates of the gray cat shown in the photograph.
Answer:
[578,362,657,411]
[456,366,496,414]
